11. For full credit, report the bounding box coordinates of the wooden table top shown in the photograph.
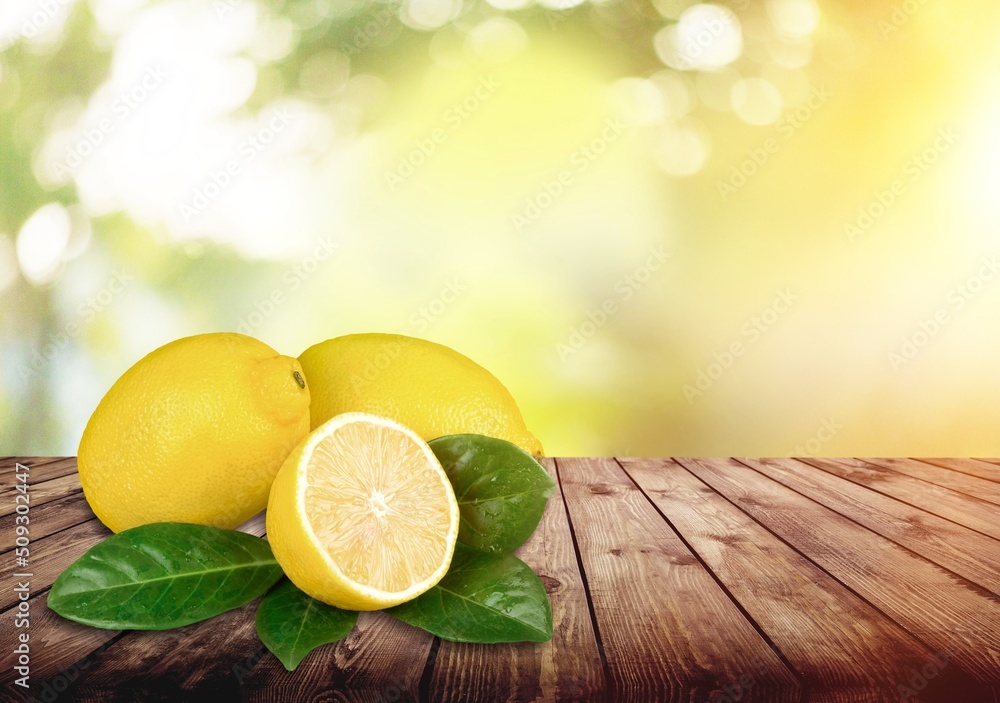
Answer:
[2,456,999,702]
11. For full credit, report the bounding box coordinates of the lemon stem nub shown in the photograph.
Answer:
[293,371,306,389]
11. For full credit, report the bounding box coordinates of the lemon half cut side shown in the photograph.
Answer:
[266,412,460,611]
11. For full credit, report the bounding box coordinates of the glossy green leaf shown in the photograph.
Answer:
[387,543,553,643]
[430,434,555,554]
[255,579,358,671]
[48,523,283,630]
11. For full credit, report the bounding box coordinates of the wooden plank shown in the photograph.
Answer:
[678,457,1000,692]
[0,457,34,465]
[0,457,64,469]
[0,509,261,612]
[22,457,78,485]
[2,510,271,700]
[751,458,1000,596]
[1,592,124,700]
[917,458,1000,484]
[0,518,111,611]
[856,458,1000,505]
[3,478,419,701]
[556,457,800,703]
[20,457,76,484]
[236,511,266,537]
[622,457,982,702]
[67,598,263,701]
[218,513,435,703]
[0,457,75,491]
[8,457,1000,700]
[0,474,82,519]
[243,612,434,703]
[429,458,605,703]
[799,457,1000,541]
[1,485,117,698]
[0,490,95,554]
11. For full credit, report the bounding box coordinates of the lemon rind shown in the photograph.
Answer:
[290,412,460,606]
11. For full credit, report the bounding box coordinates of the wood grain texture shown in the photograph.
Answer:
[917,457,1000,483]
[678,457,1000,694]
[68,599,265,702]
[6,457,1000,702]
[857,457,1000,505]
[557,457,800,703]
[242,612,434,703]
[0,457,76,492]
[750,457,1000,595]
[0,489,94,554]
[429,458,605,703]
[0,457,57,469]
[622,457,978,703]
[0,473,82,519]
[1,460,116,700]
[0,517,111,611]
[2,505,270,701]
[798,456,1000,540]
[2,592,124,701]
[235,510,435,703]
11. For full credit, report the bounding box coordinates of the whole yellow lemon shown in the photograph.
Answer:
[78,333,310,532]
[298,333,542,456]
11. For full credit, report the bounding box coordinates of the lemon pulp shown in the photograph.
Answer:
[305,419,456,593]
[267,412,460,610]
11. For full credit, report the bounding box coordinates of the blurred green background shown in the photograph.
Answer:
[2,0,999,457]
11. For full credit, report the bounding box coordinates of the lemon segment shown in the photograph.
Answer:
[266,413,460,610]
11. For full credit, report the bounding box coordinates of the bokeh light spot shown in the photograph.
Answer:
[250,16,298,64]
[655,4,743,71]
[466,17,527,63]
[654,118,710,176]
[16,203,72,285]
[649,70,693,120]
[766,0,820,38]
[485,0,532,9]
[731,77,784,125]
[299,50,351,98]
[608,77,665,126]
[402,0,462,31]
[538,0,587,9]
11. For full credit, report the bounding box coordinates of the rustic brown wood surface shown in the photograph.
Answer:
[2,456,999,702]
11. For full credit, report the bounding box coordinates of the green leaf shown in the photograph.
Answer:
[430,434,555,554]
[255,579,358,671]
[48,523,284,630]
[387,543,553,643]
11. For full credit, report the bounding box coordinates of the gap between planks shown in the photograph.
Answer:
[10,458,1000,702]
[748,458,1000,597]
[681,457,1000,692]
[556,457,802,702]
[621,458,988,702]
[612,458,806,694]
[854,458,1000,507]
[796,457,1000,542]
[0,457,79,494]
[915,458,1000,484]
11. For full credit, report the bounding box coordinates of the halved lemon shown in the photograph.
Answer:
[266,412,460,610]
